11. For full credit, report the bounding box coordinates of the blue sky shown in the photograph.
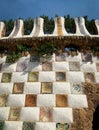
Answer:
[0,0,99,20]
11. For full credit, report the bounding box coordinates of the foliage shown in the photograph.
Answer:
[6,52,20,63]
[41,15,54,34]
[64,15,76,33]
[0,121,4,130]
[37,42,58,58]
[17,44,31,52]
[24,18,34,35]
[4,19,14,36]
[6,44,31,63]
[84,16,97,35]
[91,46,99,52]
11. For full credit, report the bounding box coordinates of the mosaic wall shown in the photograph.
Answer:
[0,52,98,130]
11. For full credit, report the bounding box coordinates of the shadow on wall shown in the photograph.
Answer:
[92,105,99,130]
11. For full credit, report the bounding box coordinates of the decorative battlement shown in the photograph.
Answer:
[8,19,24,38]
[0,16,99,39]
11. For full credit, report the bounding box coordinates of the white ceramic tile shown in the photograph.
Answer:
[0,107,10,120]
[53,107,73,123]
[24,82,41,94]
[67,72,85,83]
[1,63,17,72]
[53,82,71,94]
[95,72,99,83]
[36,123,56,130]
[7,94,25,107]
[20,107,39,121]
[80,62,97,72]
[68,94,88,108]
[11,72,28,82]
[39,72,55,82]
[0,56,6,64]
[37,94,55,107]
[25,62,42,71]
[0,83,13,94]
[4,121,23,130]
[53,62,69,71]
[66,53,82,61]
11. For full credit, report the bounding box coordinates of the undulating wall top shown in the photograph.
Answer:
[0,16,99,39]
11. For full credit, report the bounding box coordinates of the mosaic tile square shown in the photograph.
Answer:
[53,108,73,123]
[81,53,92,62]
[0,64,2,72]
[56,72,66,82]
[56,123,70,130]
[71,83,83,94]
[20,107,39,121]
[69,62,80,71]
[84,72,96,82]
[13,83,24,94]
[7,94,25,107]
[41,82,52,94]
[53,82,71,94]
[1,63,17,72]
[4,121,23,130]
[25,62,42,72]
[67,72,85,83]
[67,53,82,61]
[56,94,68,107]
[0,107,10,121]
[1,73,12,83]
[55,53,66,61]
[40,107,52,122]
[11,72,28,82]
[16,62,27,72]
[8,107,21,121]
[25,94,37,107]
[28,72,39,82]
[36,122,56,130]
[30,55,40,62]
[42,62,52,71]
[0,121,4,130]
[24,82,41,94]
[0,83,13,94]
[80,62,97,72]
[22,122,36,130]
[96,62,99,72]
[53,62,69,71]
[0,95,8,107]
[39,72,55,82]
[68,94,88,108]
[37,94,55,107]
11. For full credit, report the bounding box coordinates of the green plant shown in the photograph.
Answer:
[6,52,20,63]
[0,121,4,130]
[17,44,31,52]
[37,42,58,58]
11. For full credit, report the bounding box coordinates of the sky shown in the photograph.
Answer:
[0,0,99,20]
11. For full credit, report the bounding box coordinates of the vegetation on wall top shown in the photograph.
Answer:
[3,15,97,36]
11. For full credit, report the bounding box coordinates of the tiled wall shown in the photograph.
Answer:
[0,52,98,130]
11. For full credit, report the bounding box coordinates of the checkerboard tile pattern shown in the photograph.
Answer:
[0,52,98,130]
